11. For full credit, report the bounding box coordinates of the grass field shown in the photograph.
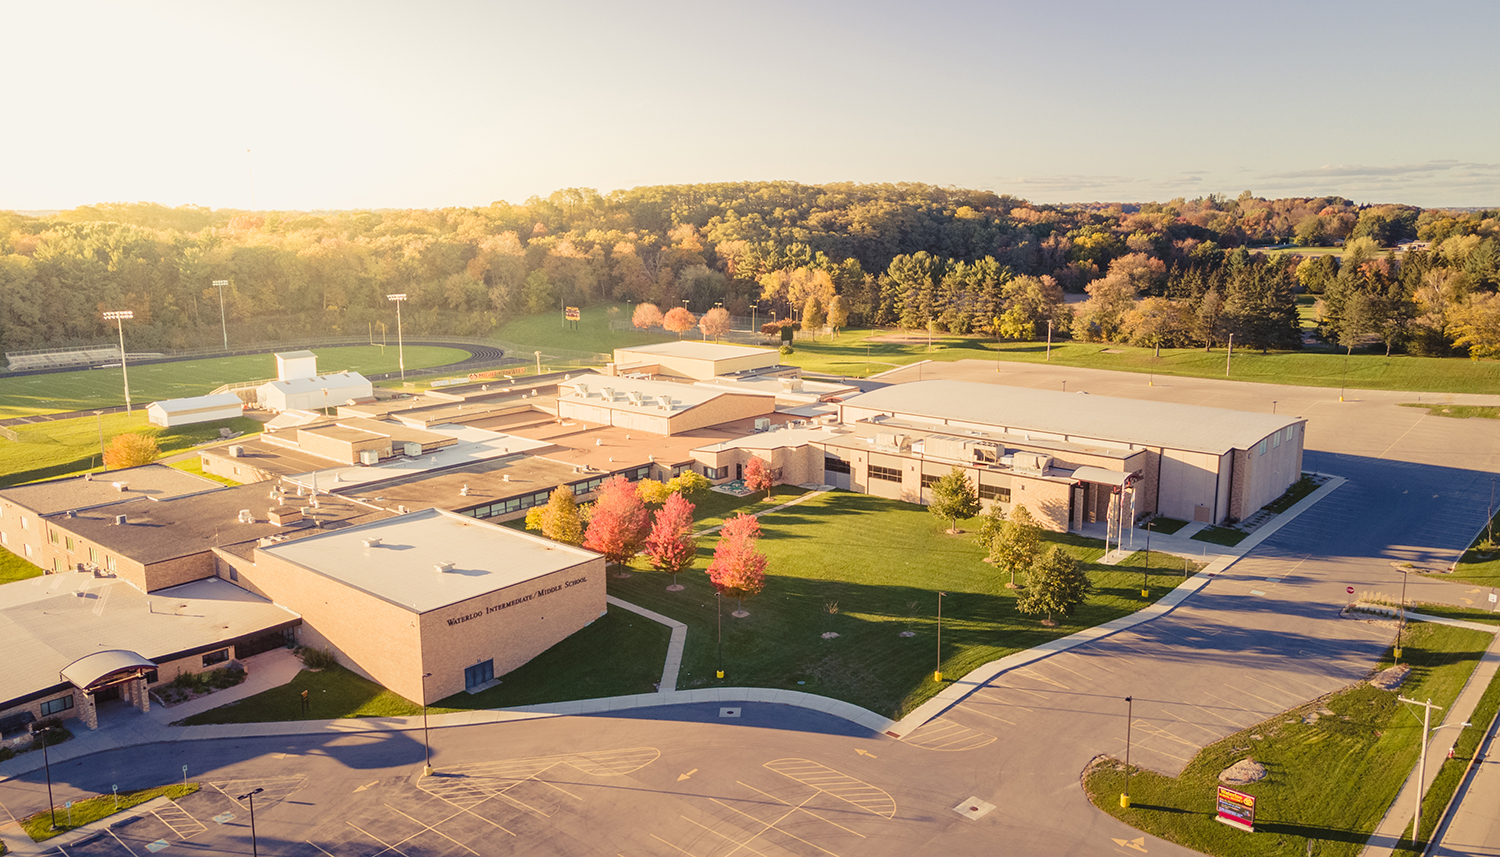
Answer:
[22,783,200,842]
[1445,505,1500,587]
[496,303,675,355]
[178,666,421,725]
[0,545,40,584]
[0,345,466,417]
[1082,621,1492,857]
[0,411,262,486]
[1399,403,1500,420]
[609,489,1196,719]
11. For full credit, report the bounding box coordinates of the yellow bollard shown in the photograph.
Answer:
[716,670,724,679]
[1120,794,1131,809]
[934,671,943,682]
[1141,589,1149,598]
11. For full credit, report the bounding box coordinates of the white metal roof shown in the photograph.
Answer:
[614,341,777,362]
[258,508,598,613]
[149,393,244,414]
[560,376,728,412]
[260,372,371,396]
[842,380,1303,455]
[60,649,157,690]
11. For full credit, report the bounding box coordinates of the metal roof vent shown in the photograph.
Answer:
[362,537,382,548]
[435,561,455,573]
[460,483,470,496]
[114,514,127,525]
[112,481,129,492]
[502,474,510,482]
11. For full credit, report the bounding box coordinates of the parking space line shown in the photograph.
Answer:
[385,804,480,856]
[709,794,839,857]
[347,820,411,857]
[678,814,776,857]
[764,760,897,819]
[1011,667,1070,691]
[736,782,866,839]
[151,803,206,840]
[535,779,584,801]
[307,841,339,856]
[901,719,996,752]
[1191,703,1242,728]
[650,831,702,856]
[953,704,1016,726]
[108,830,142,856]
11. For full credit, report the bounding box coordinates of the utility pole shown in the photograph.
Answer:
[212,280,229,349]
[1396,697,1469,847]
[386,294,407,381]
[1225,333,1233,377]
[103,310,134,413]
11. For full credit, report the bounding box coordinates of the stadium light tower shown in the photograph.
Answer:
[386,294,407,381]
[102,310,134,413]
[212,280,229,349]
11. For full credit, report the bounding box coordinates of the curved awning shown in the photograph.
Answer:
[1070,466,1137,487]
[60,650,156,691]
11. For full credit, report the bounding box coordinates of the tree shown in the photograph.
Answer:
[699,306,731,340]
[928,467,979,534]
[1016,546,1093,626]
[991,504,1040,589]
[744,456,776,499]
[663,306,697,338]
[583,475,651,569]
[632,302,663,329]
[524,269,555,316]
[976,503,1006,560]
[644,492,697,589]
[827,294,850,337]
[524,485,583,545]
[1122,297,1193,355]
[707,513,767,616]
[666,471,711,497]
[636,479,671,506]
[802,295,827,334]
[1450,292,1500,360]
[103,433,160,469]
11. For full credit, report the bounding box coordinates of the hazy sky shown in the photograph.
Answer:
[4,0,1497,211]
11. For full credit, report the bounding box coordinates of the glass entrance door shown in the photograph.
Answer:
[464,659,494,689]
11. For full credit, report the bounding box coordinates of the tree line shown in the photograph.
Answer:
[1,187,1495,358]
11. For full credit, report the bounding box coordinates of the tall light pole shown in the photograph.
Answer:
[386,294,407,381]
[95,410,107,472]
[1225,333,1234,378]
[37,724,58,829]
[934,591,946,682]
[750,304,758,335]
[212,280,229,349]
[716,590,724,679]
[102,310,133,413]
[1121,695,1134,809]
[237,788,264,857]
[1396,697,1469,847]
[421,671,434,776]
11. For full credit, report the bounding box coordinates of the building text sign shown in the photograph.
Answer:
[1215,786,1255,832]
[445,575,588,628]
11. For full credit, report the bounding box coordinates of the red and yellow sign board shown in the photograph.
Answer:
[564,306,581,321]
[1215,786,1256,832]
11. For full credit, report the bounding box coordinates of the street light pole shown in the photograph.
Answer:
[750,304,757,335]
[1397,697,1469,847]
[1121,695,1134,809]
[212,280,229,349]
[421,671,434,776]
[386,294,407,381]
[95,410,107,472]
[103,310,134,413]
[237,788,264,857]
[1396,568,1410,662]
[38,725,57,829]
[934,591,946,682]
[716,590,724,679]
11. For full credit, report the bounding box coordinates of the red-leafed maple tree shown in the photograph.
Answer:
[644,492,697,590]
[583,475,651,571]
[744,456,777,500]
[707,513,767,617]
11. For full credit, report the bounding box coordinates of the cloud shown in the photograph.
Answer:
[1262,160,1500,180]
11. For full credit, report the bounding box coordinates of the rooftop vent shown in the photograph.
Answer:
[460,483,470,496]
[237,509,254,524]
[435,561,455,573]
[595,438,603,446]
[397,505,409,514]
[114,514,127,525]
[601,386,615,400]
[501,474,510,482]
[362,537,382,548]
[112,481,129,492]
[229,446,244,458]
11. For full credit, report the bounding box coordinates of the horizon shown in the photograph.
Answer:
[3,1,1498,211]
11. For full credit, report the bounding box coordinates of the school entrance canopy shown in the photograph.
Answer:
[60,649,156,692]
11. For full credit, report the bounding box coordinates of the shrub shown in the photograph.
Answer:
[298,646,339,670]
[779,344,794,355]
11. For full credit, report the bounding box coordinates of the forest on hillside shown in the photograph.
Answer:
[1,183,1496,359]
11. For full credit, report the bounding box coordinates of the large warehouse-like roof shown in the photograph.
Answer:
[615,341,776,361]
[842,380,1302,455]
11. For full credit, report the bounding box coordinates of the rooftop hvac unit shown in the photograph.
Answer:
[112,481,128,492]
[229,446,244,458]
[501,474,510,482]
[359,449,379,465]
[576,382,590,397]
[1012,452,1053,476]
[404,442,422,457]
[434,561,455,573]
[362,537,382,548]
[601,386,615,400]
[397,505,409,514]
[460,484,470,496]
[237,509,254,524]
[754,418,771,432]
[627,391,644,405]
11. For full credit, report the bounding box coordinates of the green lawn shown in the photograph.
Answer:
[774,329,1500,394]
[1148,517,1189,535]
[1192,525,1248,547]
[1082,621,1493,857]
[166,457,242,486]
[1399,403,1500,420]
[1442,506,1500,587]
[0,545,41,584]
[178,666,421,725]
[496,303,674,355]
[0,412,263,486]
[22,783,199,842]
[0,345,467,417]
[609,489,1196,719]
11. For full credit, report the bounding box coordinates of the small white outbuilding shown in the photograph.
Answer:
[146,393,245,428]
[256,372,373,413]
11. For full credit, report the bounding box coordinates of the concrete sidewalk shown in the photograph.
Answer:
[1359,625,1500,857]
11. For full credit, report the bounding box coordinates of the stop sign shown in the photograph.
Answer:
[1346,586,1355,594]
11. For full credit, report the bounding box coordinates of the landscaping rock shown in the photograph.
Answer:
[1219,758,1267,785]
[1369,664,1411,691]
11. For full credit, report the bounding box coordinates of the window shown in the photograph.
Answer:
[106,555,116,572]
[671,464,690,477]
[1258,439,1267,455]
[202,649,230,667]
[227,565,238,581]
[89,547,99,563]
[624,466,651,482]
[465,659,495,689]
[702,465,728,479]
[1272,430,1281,448]
[979,484,1011,502]
[571,476,605,496]
[49,528,59,545]
[20,517,27,531]
[40,695,74,716]
[23,544,32,558]
[53,558,62,572]
[144,670,159,685]
[65,536,74,553]
[1,532,7,546]
[920,474,940,489]
[824,457,850,474]
[869,465,902,483]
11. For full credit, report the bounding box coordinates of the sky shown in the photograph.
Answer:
[3,0,1497,212]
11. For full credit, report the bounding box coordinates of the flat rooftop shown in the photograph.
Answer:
[503,413,804,472]
[281,426,555,493]
[615,341,778,361]
[1,465,224,515]
[336,454,584,513]
[843,380,1305,455]
[561,376,729,412]
[0,574,298,704]
[59,482,386,565]
[258,508,598,613]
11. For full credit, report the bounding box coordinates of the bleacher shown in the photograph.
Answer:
[5,346,123,371]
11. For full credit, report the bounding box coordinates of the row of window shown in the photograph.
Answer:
[467,489,554,520]
[979,484,1011,502]
[868,465,902,483]
[1258,424,1297,455]
[824,457,851,474]
[40,694,73,716]
[704,465,729,479]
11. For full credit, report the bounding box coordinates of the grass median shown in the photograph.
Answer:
[0,412,263,487]
[22,783,199,842]
[1082,621,1493,857]
[1444,505,1500,588]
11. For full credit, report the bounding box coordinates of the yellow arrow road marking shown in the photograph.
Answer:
[1112,836,1148,852]
[677,769,697,781]
[354,781,378,792]
[856,749,877,758]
